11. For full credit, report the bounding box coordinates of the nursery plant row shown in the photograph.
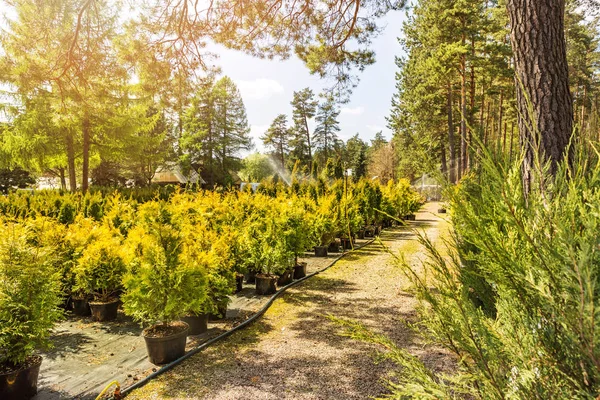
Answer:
[0,178,424,399]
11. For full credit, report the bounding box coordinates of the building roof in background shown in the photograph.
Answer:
[152,164,206,185]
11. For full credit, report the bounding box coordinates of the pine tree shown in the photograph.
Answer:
[290,88,318,170]
[181,78,217,185]
[345,134,368,182]
[313,97,341,163]
[182,76,251,186]
[213,76,252,184]
[262,114,292,168]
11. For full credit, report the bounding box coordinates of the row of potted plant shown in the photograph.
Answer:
[0,178,424,399]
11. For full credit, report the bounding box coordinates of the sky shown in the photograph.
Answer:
[207,11,408,154]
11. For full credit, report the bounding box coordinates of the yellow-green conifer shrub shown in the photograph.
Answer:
[121,201,209,326]
[170,193,236,316]
[311,193,339,246]
[73,223,126,303]
[102,193,138,236]
[25,217,76,303]
[0,221,62,367]
[278,193,318,262]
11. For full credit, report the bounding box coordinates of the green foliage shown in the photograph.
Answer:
[359,147,600,398]
[313,97,341,162]
[121,202,209,325]
[380,179,425,218]
[239,194,294,275]
[0,222,62,366]
[0,167,35,193]
[278,194,317,260]
[58,200,76,224]
[345,134,369,182]
[353,179,383,225]
[289,88,318,169]
[262,114,293,168]
[239,153,274,182]
[182,76,252,187]
[311,194,340,246]
[0,177,422,333]
[73,224,125,302]
[91,161,127,187]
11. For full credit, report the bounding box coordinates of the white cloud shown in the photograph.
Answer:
[341,106,365,115]
[367,124,385,132]
[237,79,284,100]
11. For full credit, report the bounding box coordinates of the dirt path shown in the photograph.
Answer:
[127,203,453,400]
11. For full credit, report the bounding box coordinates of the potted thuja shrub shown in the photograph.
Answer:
[204,248,235,323]
[243,217,289,295]
[311,195,339,257]
[0,222,62,400]
[65,217,103,317]
[339,199,364,251]
[281,200,315,280]
[311,215,337,257]
[122,203,208,365]
[73,227,126,322]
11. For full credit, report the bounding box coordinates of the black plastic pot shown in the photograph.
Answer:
[404,214,416,221]
[89,299,119,322]
[180,314,209,336]
[245,271,257,284]
[71,297,91,316]
[438,208,447,214]
[209,304,228,321]
[327,241,340,253]
[60,296,72,311]
[314,246,328,257]
[293,262,307,279]
[235,274,244,293]
[0,355,42,400]
[357,229,365,240]
[340,238,352,251]
[143,322,189,365]
[277,269,294,286]
[255,274,277,295]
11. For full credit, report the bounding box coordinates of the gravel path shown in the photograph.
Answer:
[127,203,454,400]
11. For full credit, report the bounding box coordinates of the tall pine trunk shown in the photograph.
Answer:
[440,132,448,180]
[304,115,312,172]
[59,167,66,191]
[506,0,573,193]
[460,30,468,176]
[469,37,476,170]
[447,83,456,183]
[81,109,90,193]
[498,89,504,156]
[208,123,214,187]
[66,132,77,192]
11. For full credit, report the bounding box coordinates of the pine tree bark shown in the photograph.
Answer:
[440,132,448,180]
[447,84,456,183]
[460,31,468,175]
[304,114,313,172]
[66,132,77,192]
[208,123,214,187]
[469,37,476,169]
[59,168,66,191]
[506,0,573,193]
[81,109,90,193]
[498,89,504,155]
